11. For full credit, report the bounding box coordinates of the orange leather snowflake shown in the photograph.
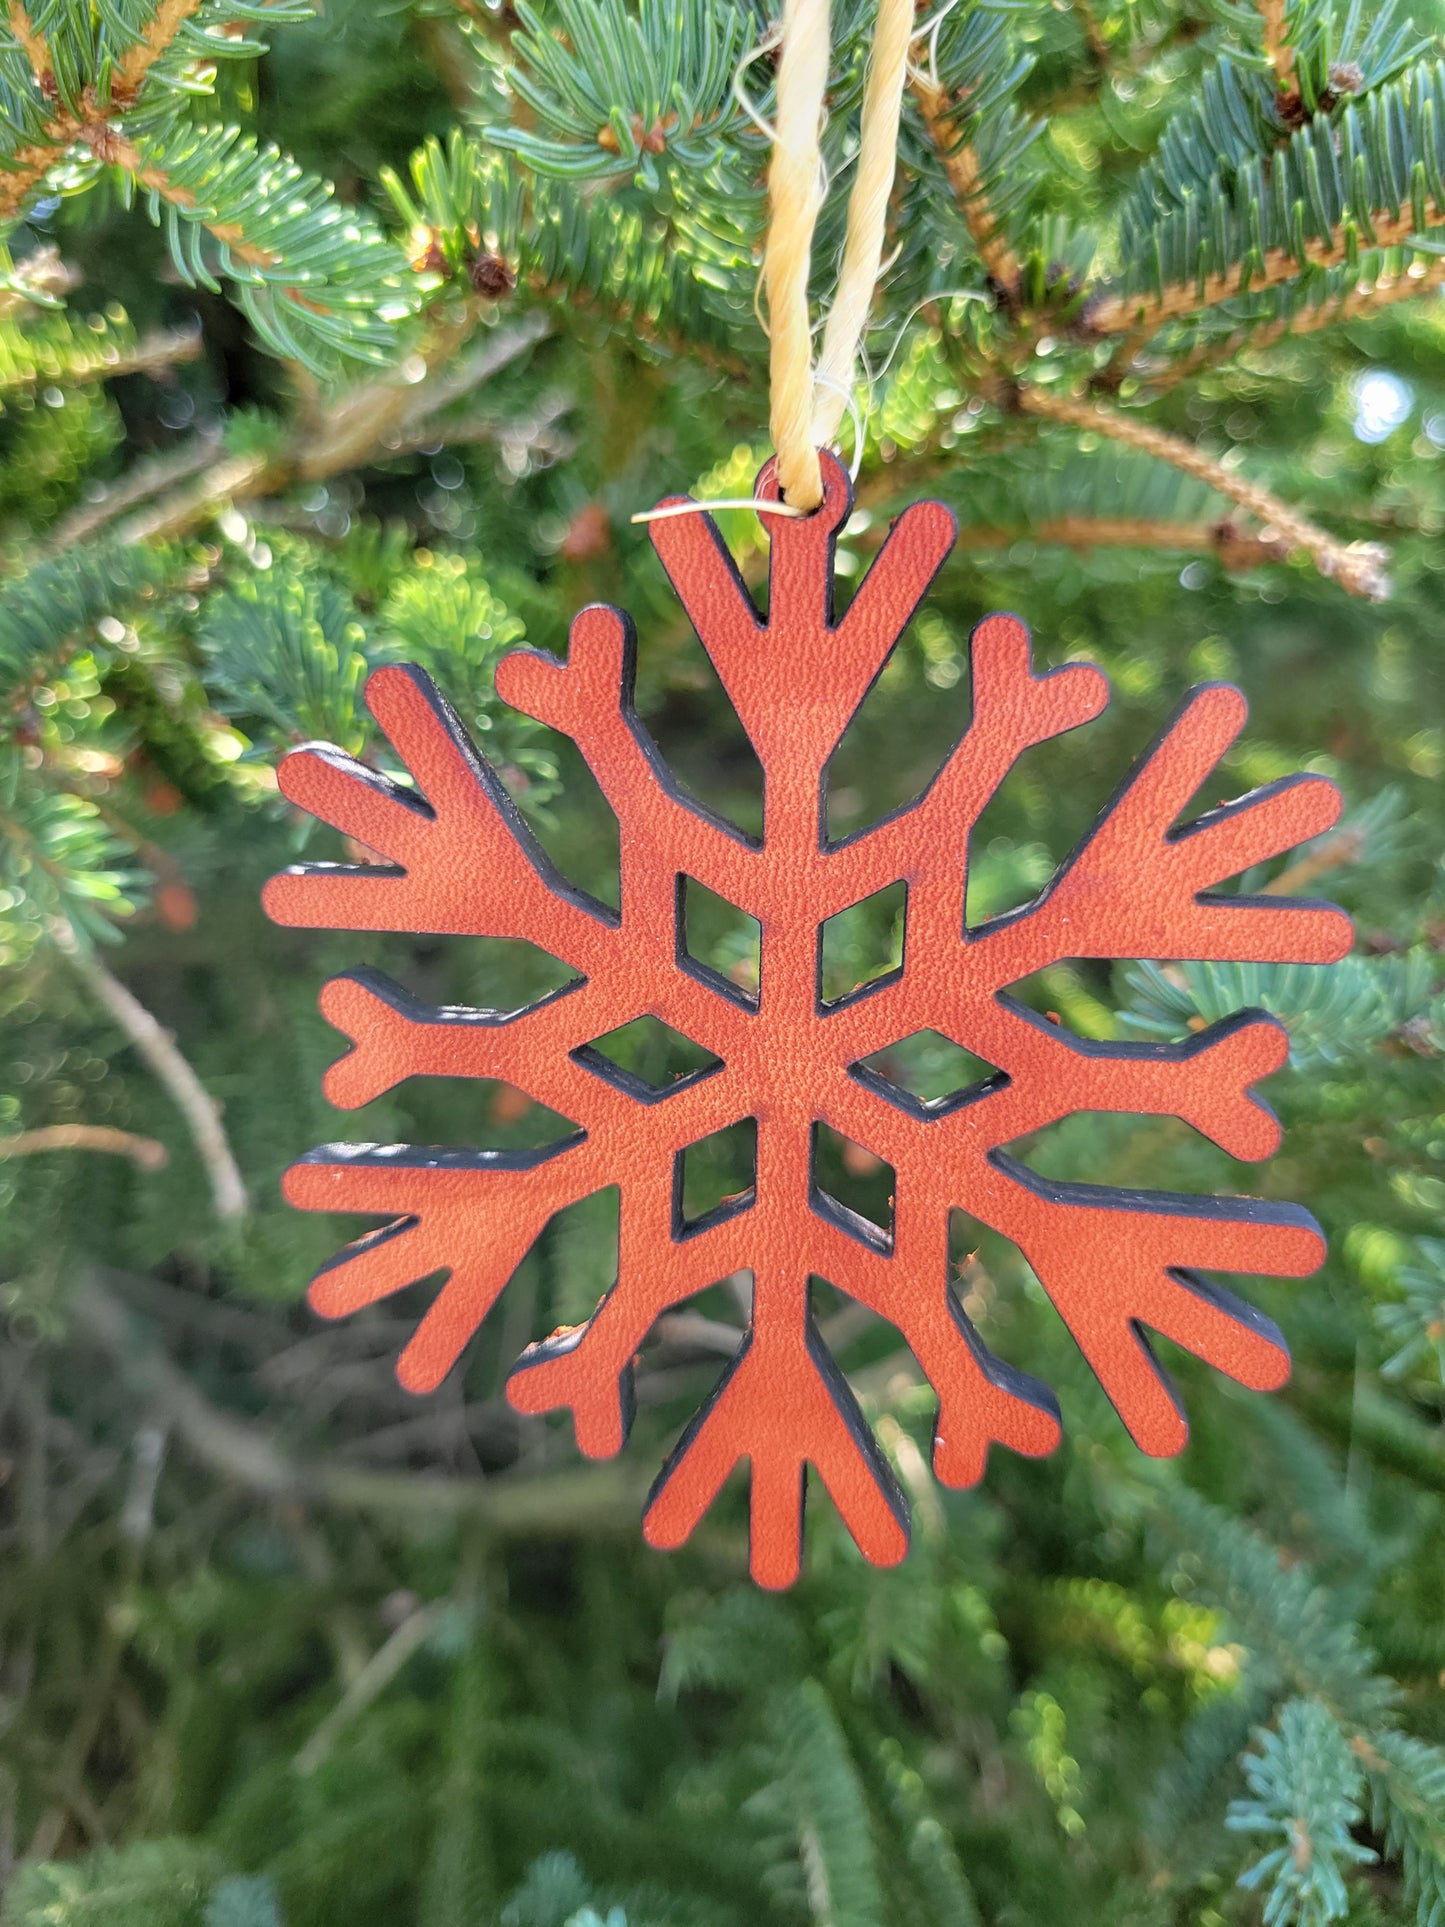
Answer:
[264,453,1352,1587]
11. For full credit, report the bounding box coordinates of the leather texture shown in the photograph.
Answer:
[263,450,1353,1588]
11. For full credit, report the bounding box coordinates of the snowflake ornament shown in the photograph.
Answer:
[264,453,1353,1588]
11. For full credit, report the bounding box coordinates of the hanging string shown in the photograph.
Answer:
[764,0,833,509]
[809,0,912,454]
[634,0,913,525]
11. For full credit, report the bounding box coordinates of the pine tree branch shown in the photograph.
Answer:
[83,128,280,272]
[911,77,1021,293]
[0,319,202,397]
[112,0,203,105]
[0,1124,168,1167]
[1258,0,1296,91]
[1013,384,1390,596]
[50,919,248,1221]
[68,1270,651,1529]
[1087,208,1436,337]
[7,0,49,86]
[95,309,546,546]
[1153,258,1445,387]
[953,515,1289,568]
[41,429,224,553]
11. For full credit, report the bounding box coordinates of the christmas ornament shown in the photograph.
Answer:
[263,449,1353,1587]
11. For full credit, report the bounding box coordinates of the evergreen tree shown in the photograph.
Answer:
[0,0,1442,1923]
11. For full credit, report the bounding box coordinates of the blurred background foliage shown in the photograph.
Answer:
[0,0,1443,1922]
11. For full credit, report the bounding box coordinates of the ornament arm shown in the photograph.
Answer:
[495,605,759,900]
[830,615,1107,898]
[263,664,619,966]
[284,1139,605,1393]
[966,683,1352,982]
[939,1000,1292,1163]
[311,966,748,1118]
[977,1154,1318,1457]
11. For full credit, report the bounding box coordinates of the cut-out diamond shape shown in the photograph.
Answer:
[674,1117,758,1237]
[817,878,906,1009]
[573,1015,722,1101]
[677,874,761,1009]
[810,1121,894,1251]
[851,1028,1005,1118]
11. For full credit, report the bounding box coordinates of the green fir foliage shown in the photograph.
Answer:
[0,0,1442,1924]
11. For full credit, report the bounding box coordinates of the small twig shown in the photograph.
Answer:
[294,1603,444,1774]
[1262,828,1364,896]
[7,0,50,85]
[0,1123,167,1168]
[42,430,224,553]
[1086,208,1437,337]
[51,921,248,1220]
[1149,258,1445,391]
[393,311,551,428]
[1258,0,1296,91]
[111,0,203,102]
[71,1271,650,1528]
[0,321,202,401]
[911,77,1021,293]
[98,303,518,546]
[1014,383,1390,597]
[114,451,269,546]
[953,514,1289,569]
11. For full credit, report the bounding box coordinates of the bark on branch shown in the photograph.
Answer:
[1014,383,1390,597]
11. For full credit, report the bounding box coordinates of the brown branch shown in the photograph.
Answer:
[1262,827,1364,896]
[1086,208,1436,337]
[0,1124,167,1168]
[0,132,76,224]
[7,1,49,85]
[51,919,248,1220]
[1154,257,1445,390]
[294,1604,445,1774]
[1014,383,1391,597]
[111,0,203,103]
[1258,0,1296,91]
[83,128,280,270]
[953,515,1289,569]
[42,429,224,553]
[68,1272,649,1529]
[911,77,1021,292]
[0,320,202,399]
[93,311,549,546]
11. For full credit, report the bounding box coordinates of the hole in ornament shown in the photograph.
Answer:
[444,936,583,1015]
[542,1185,620,1332]
[850,1028,1005,1119]
[806,1276,881,1360]
[368,1076,584,1155]
[521,734,622,914]
[948,1210,993,1306]
[809,1122,894,1251]
[964,719,1114,934]
[642,617,766,842]
[673,1117,758,1237]
[1002,1109,1234,1189]
[824,608,972,845]
[994,962,1119,1046]
[677,875,761,1009]
[573,1015,723,1100]
[817,879,906,1009]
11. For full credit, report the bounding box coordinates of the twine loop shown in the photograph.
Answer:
[766,0,913,511]
[633,0,915,527]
